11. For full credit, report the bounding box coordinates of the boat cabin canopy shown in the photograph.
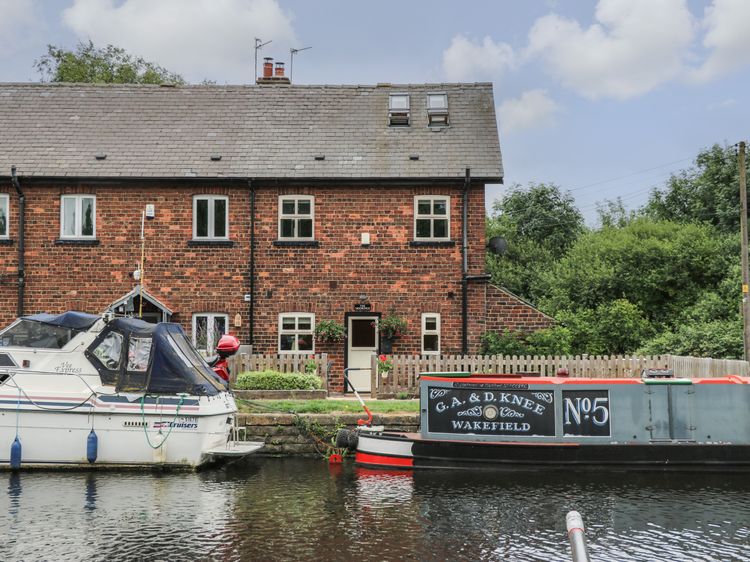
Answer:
[85,317,225,396]
[0,311,100,349]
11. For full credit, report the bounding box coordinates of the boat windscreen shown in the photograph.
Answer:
[0,319,81,349]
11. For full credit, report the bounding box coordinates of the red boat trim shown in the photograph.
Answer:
[356,451,414,468]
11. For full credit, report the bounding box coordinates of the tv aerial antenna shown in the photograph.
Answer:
[290,46,312,83]
[254,37,272,82]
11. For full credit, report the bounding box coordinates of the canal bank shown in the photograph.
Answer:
[237,413,419,456]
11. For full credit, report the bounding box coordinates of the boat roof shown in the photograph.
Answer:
[418,374,750,385]
[22,311,100,330]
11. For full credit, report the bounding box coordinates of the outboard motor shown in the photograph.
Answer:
[211,334,241,383]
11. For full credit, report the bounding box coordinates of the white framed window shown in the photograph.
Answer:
[278,313,315,354]
[388,93,410,126]
[60,195,96,239]
[0,194,8,238]
[427,92,449,127]
[421,313,441,355]
[192,313,228,354]
[414,196,450,240]
[278,196,314,240]
[193,195,228,240]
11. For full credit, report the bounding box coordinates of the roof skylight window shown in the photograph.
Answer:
[427,93,449,127]
[388,94,410,126]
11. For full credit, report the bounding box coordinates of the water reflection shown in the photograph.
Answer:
[0,461,749,561]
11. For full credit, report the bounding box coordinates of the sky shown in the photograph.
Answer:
[1,0,748,224]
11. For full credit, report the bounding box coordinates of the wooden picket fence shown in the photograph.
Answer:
[228,353,331,388]
[370,354,750,398]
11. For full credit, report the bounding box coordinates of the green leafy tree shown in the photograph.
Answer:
[538,219,731,322]
[35,41,184,85]
[481,326,573,356]
[644,144,747,234]
[487,183,584,301]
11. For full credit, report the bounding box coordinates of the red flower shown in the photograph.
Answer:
[378,354,387,362]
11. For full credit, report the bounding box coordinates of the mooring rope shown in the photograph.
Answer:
[140,394,185,449]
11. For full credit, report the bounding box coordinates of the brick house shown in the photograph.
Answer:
[0,82,552,391]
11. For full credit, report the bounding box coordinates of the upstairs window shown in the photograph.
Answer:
[60,195,96,239]
[389,94,410,126]
[278,196,314,240]
[279,313,314,353]
[0,194,7,238]
[421,313,441,354]
[193,195,228,240]
[414,196,450,240]
[427,93,449,127]
[192,313,228,354]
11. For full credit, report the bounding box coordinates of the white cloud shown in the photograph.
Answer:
[691,0,750,82]
[526,0,694,100]
[497,89,559,134]
[442,34,515,81]
[0,0,37,57]
[62,0,297,83]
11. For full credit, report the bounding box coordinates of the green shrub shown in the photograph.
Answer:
[235,370,323,391]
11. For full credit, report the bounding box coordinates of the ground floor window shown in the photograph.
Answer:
[192,313,228,354]
[279,313,314,353]
[422,313,441,354]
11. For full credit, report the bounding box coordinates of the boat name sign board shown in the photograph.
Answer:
[427,387,556,436]
[426,386,611,438]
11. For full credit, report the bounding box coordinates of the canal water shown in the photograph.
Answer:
[2,458,750,561]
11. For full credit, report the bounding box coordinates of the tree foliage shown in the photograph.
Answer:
[644,144,747,234]
[484,145,746,358]
[35,41,184,85]
[487,183,584,301]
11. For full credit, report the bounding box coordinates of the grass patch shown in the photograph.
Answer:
[237,399,420,414]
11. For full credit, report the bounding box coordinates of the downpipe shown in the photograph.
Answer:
[10,166,25,316]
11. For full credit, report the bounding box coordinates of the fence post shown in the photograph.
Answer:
[370,353,379,399]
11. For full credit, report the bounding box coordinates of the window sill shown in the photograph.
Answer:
[188,239,235,248]
[410,240,455,247]
[273,240,320,248]
[0,238,13,246]
[55,238,100,246]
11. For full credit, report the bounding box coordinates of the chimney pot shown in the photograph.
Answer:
[274,62,285,77]
[263,57,274,78]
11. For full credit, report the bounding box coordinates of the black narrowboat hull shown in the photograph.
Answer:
[355,431,750,472]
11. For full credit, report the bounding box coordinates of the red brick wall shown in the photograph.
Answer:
[0,180,251,339]
[252,183,487,390]
[484,284,555,334]
[0,179,490,392]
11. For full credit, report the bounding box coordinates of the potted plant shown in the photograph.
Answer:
[379,312,407,353]
[314,319,345,343]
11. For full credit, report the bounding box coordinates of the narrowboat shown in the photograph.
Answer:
[348,371,750,471]
[0,311,262,469]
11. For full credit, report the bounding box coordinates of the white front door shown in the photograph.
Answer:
[347,316,378,392]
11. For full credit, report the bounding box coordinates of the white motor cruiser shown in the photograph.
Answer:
[0,312,262,469]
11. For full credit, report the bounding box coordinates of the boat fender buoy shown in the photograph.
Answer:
[335,429,351,449]
[87,429,98,464]
[329,453,343,464]
[10,436,22,470]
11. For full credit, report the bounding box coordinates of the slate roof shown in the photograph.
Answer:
[0,82,502,181]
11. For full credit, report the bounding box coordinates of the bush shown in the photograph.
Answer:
[235,370,323,391]
[480,326,572,356]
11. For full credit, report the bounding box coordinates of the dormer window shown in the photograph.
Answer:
[427,93,449,127]
[389,94,410,126]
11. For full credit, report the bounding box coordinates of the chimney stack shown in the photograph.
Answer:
[257,58,290,85]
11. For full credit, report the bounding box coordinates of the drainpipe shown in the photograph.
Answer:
[10,166,25,317]
[248,179,255,348]
[461,168,470,355]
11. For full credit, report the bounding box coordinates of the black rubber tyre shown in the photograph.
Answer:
[346,431,359,450]
[335,429,352,449]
